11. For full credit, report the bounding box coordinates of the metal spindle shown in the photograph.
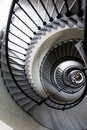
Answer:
[8,39,27,50]
[11,22,32,39]
[51,0,62,18]
[39,0,54,22]
[27,0,47,25]
[9,31,29,45]
[13,13,36,34]
[9,48,26,56]
[77,0,83,17]
[17,2,41,30]
[64,0,72,16]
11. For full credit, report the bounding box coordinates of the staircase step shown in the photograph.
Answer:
[17,96,31,106]
[22,101,36,111]
[12,93,26,100]
[28,104,53,130]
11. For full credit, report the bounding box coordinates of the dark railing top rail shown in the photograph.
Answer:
[5,0,45,104]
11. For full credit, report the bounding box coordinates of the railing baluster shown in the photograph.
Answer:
[69,0,77,11]
[11,22,32,39]
[16,2,41,30]
[59,1,65,14]
[77,0,83,17]
[27,0,46,25]
[51,0,62,19]
[8,48,26,56]
[13,13,36,34]
[39,0,54,22]
[64,0,72,16]
[8,39,27,50]
[9,31,29,45]
[43,0,49,20]
[9,48,25,60]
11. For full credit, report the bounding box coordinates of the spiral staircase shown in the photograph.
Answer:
[1,0,87,129]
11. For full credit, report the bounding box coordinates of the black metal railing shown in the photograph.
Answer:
[2,0,84,110]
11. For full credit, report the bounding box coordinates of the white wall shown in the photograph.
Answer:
[0,0,13,30]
